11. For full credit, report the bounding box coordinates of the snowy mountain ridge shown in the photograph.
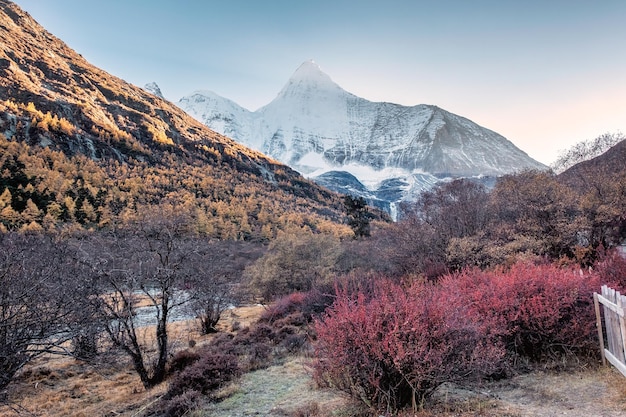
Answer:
[144,82,164,99]
[176,60,547,214]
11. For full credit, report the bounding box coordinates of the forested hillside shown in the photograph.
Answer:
[0,0,354,237]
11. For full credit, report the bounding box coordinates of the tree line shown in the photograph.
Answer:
[0,128,351,239]
[248,168,626,303]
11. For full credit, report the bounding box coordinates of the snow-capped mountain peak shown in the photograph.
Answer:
[277,60,344,95]
[144,82,164,99]
[260,60,350,118]
[177,61,547,215]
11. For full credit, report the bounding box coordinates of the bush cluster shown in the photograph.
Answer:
[314,281,504,412]
[593,247,626,291]
[439,262,604,361]
[168,352,240,398]
[258,289,334,326]
[161,348,239,417]
[313,262,606,413]
[159,290,327,416]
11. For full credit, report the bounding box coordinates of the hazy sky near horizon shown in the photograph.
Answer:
[15,0,626,165]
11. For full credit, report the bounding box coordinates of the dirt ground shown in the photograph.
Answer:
[190,359,626,417]
[0,305,266,417]
[425,366,626,417]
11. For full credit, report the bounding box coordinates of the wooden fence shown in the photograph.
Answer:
[594,285,626,377]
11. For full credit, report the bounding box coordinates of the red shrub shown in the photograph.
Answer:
[313,280,504,412]
[439,262,603,361]
[259,289,334,325]
[313,262,603,412]
[167,352,240,398]
[260,292,308,323]
[593,248,626,291]
[162,389,201,417]
[280,332,308,353]
[167,349,201,375]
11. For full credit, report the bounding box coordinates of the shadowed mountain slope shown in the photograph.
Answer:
[557,138,626,249]
[558,139,626,188]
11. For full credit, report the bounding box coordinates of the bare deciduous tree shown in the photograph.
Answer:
[0,232,77,399]
[185,240,263,334]
[73,214,201,389]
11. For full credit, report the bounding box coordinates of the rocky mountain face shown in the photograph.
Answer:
[0,1,352,236]
[178,60,547,215]
[0,0,244,162]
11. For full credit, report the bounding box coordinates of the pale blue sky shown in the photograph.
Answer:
[15,0,626,164]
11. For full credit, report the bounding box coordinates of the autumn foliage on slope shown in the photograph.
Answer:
[0,2,356,238]
[314,262,607,413]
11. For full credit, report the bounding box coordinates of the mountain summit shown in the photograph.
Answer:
[144,82,164,99]
[272,60,346,99]
[179,62,546,213]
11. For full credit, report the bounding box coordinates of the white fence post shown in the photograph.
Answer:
[595,286,626,377]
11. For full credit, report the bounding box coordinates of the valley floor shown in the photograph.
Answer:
[1,307,625,417]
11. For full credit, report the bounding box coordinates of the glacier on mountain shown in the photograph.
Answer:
[177,60,547,215]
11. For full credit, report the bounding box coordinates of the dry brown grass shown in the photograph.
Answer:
[0,305,265,417]
[416,365,626,417]
[2,357,165,417]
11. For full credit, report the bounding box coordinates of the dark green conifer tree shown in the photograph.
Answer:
[344,195,371,238]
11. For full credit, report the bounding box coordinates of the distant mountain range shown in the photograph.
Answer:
[176,60,547,215]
